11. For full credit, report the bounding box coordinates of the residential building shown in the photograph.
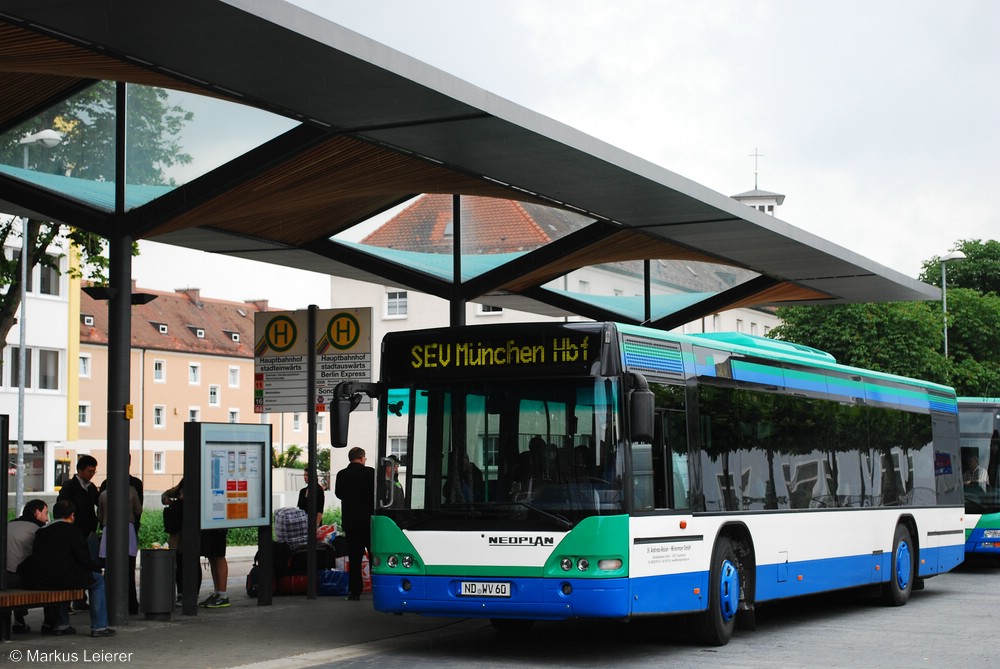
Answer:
[76,285,307,491]
[0,236,71,492]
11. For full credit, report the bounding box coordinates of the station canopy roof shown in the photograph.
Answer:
[0,0,938,328]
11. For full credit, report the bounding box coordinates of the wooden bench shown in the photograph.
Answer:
[0,588,85,641]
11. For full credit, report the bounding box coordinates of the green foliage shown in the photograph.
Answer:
[0,81,192,371]
[272,444,304,469]
[136,508,343,549]
[771,301,947,382]
[771,246,1000,398]
[919,239,1000,295]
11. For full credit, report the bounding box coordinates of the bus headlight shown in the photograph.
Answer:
[401,555,414,569]
[983,530,1000,538]
[387,554,398,568]
[577,558,589,572]
[560,558,573,571]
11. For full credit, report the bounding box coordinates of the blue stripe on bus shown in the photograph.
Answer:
[373,544,964,619]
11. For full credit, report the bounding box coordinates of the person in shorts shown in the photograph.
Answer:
[199,528,230,608]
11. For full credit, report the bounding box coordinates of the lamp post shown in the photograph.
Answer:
[14,129,61,512]
[941,250,966,358]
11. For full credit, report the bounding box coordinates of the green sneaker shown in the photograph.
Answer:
[205,594,230,609]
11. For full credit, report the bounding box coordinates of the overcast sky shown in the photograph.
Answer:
[135,0,1000,307]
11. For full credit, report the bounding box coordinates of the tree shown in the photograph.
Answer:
[272,444,303,469]
[919,239,1000,295]
[769,301,948,383]
[0,81,192,370]
[770,242,1000,397]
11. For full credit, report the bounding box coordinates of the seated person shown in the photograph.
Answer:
[964,455,988,492]
[5,500,49,632]
[21,499,116,637]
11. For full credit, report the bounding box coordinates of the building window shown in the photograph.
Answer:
[39,256,60,296]
[153,359,165,382]
[293,413,301,431]
[386,290,408,318]
[153,405,166,428]
[9,347,31,388]
[38,349,59,390]
[316,414,325,433]
[478,304,503,316]
[153,452,165,474]
[228,366,239,388]
[389,436,408,461]
[712,314,721,332]
[79,354,91,378]
[764,325,772,336]
[188,407,200,423]
[736,319,744,333]
[188,363,200,385]
[750,322,758,336]
[78,403,90,426]
[578,280,590,294]
[209,384,220,407]
[228,409,239,424]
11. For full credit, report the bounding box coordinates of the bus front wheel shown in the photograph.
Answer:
[881,524,914,606]
[696,536,740,646]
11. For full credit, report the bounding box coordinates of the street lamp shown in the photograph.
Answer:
[941,250,966,358]
[14,129,62,512]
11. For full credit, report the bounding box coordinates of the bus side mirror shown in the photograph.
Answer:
[630,389,655,442]
[330,381,385,448]
[627,373,655,442]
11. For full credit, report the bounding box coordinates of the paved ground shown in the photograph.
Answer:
[4,545,488,669]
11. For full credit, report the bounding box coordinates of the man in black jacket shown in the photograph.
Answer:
[335,447,374,601]
[56,455,101,610]
[23,499,115,637]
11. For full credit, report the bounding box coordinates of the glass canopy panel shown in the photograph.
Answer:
[541,260,763,322]
[0,82,298,212]
[332,194,595,281]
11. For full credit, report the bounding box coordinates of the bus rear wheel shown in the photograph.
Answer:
[881,524,914,606]
[695,536,740,646]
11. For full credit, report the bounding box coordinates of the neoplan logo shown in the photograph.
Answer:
[487,536,555,547]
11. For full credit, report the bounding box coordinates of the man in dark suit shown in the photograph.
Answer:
[23,499,115,637]
[56,455,101,610]
[334,447,374,601]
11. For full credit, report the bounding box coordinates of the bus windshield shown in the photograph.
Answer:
[958,403,1000,514]
[378,376,626,529]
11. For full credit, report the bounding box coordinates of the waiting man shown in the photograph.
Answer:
[335,447,374,601]
[57,454,101,611]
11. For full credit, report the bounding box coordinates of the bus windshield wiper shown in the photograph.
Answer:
[506,501,573,529]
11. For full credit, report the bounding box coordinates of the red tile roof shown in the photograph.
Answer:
[79,285,279,357]
[362,194,589,253]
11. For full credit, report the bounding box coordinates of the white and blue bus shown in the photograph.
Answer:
[957,397,1000,559]
[333,322,966,645]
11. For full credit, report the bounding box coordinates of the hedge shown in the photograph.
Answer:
[137,508,342,549]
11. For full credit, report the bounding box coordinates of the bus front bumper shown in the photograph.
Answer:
[372,574,630,619]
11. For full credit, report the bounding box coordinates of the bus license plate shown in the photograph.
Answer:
[460,581,510,597]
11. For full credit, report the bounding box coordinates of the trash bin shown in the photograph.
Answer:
[140,548,176,621]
